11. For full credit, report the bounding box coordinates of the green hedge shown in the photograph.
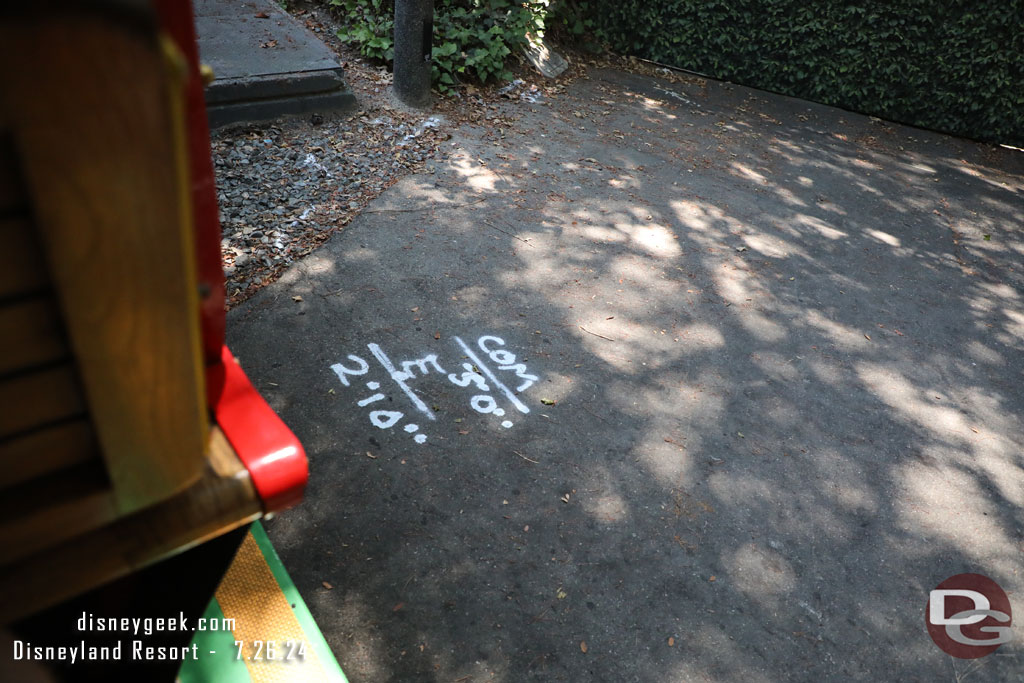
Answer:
[332,0,548,92]
[581,1,1024,145]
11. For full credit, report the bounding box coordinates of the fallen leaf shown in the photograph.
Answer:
[736,246,748,252]
[411,306,419,312]
[541,398,556,406]
[322,581,333,589]
[737,432,744,438]
[984,234,991,241]
[458,429,470,435]
[668,637,675,647]
[292,295,303,302]
[365,451,377,459]
[557,588,567,599]
[393,602,404,612]
[434,332,441,340]
[254,11,270,18]
[580,641,588,653]
[864,334,871,340]
[561,493,570,503]
[454,418,463,423]
[709,575,716,582]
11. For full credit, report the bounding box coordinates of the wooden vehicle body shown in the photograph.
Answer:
[0,0,308,640]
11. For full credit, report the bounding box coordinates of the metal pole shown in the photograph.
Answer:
[393,0,434,108]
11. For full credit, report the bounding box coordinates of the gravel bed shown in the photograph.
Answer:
[209,0,652,307]
[211,95,451,306]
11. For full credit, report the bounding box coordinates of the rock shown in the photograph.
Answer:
[522,34,568,79]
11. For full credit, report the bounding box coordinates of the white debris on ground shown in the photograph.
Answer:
[210,110,450,306]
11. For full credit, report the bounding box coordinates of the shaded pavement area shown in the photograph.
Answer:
[225,66,1024,681]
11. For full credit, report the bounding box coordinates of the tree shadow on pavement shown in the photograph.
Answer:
[227,67,1024,682]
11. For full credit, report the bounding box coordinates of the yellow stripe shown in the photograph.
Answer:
[215,532,330,682]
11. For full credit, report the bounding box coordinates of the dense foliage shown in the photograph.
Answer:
[331,0,551,92]
[578,0,1024,145]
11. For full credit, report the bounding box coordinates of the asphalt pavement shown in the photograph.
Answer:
[225,66,1024,682]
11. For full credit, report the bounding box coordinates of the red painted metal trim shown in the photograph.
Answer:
[156,1,307,511]
[155,0,226,364]
[207,345,309,511]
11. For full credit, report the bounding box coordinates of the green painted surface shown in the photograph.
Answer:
[178,597,252,683]
[249,520,349,683]
[178,522,347,682]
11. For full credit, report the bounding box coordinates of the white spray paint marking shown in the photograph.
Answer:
[478,336,539,391]
[367,343,438,421]
[447,363,489,391]
[470,394,500,415]
[370,410,403,429]
[330,355,369,386]
[329,333,540,446]
[455,337,530,415]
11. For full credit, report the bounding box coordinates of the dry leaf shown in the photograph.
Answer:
[668,637,675,647]
[541,398,556,406]
[292,295,303,302]
[434,331,441,340]
[556,588,567,599]
[709,575,717,582]
[254,11,270,18]
[392,602,405,612]
[864,334,871,340]
[322,581,333,589]
[580,641,588,653]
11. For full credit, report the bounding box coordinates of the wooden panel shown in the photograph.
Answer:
[0,217,46,300]
[0,419,98,490]
[0,365,86,439]
[0,295,69,376]
[0,428,261,624]
[0,461,116,565]
[0,17,209,514]
[0,133,26,214]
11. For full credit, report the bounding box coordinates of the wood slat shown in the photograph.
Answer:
[0,217,46,301]
[0,461,115,566]
[0,427,261,625]
[0,419,98,490]
[0,295,69,377]
[0,365,86,439]
[0,133,26,214]
[0,17,209,514]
